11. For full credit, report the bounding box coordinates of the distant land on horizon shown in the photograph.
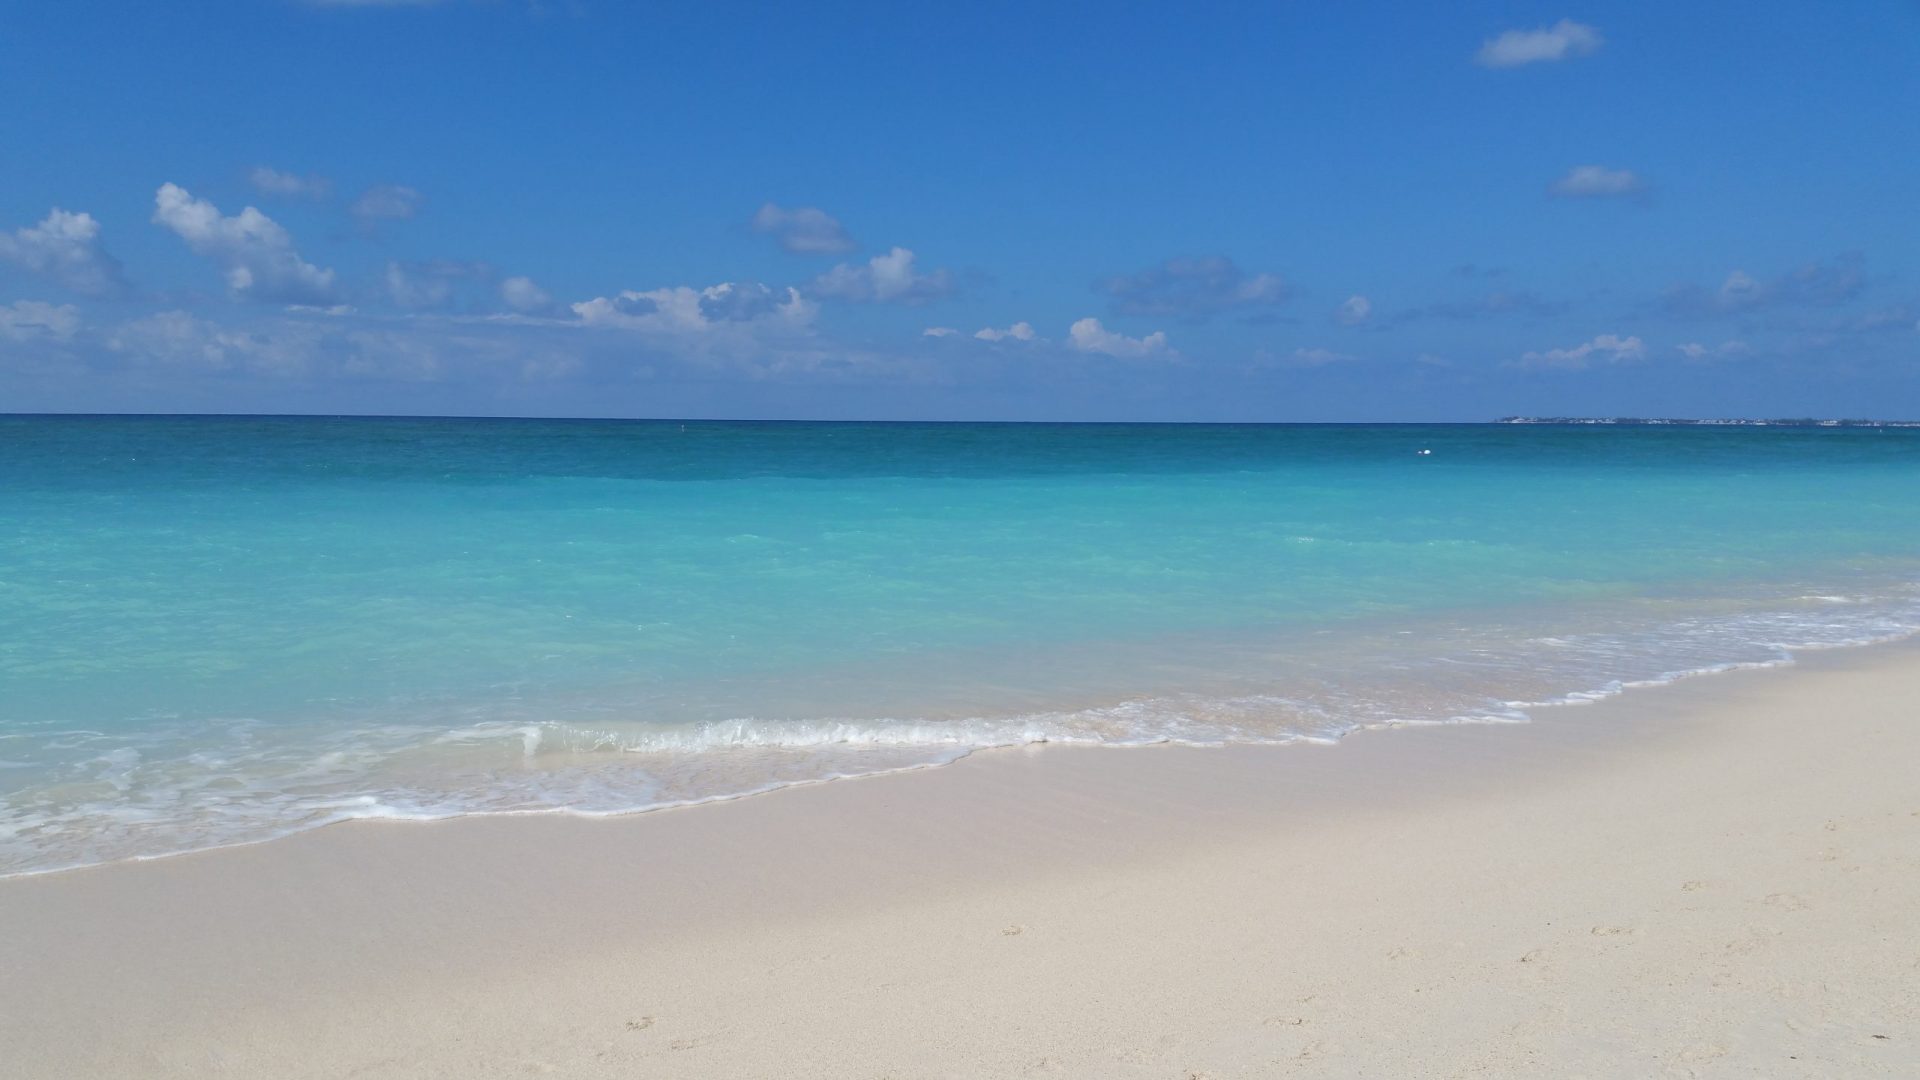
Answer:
[8,412,1920,428]
[1497,417,1920,428]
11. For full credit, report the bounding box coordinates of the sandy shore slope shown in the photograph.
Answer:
[2,644,1916,1078]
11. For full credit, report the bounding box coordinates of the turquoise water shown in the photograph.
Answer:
[6,417,1920,875]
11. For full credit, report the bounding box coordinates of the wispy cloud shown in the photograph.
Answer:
[1549,165,1646,199]
[0,299,82,343]
[0,208,128,297]
[571,281,817,336]
[1513,333,1644,370]
[1333,295,1372,326]
[350,184,424,225]
[499,275,553,314]
[974,321,1036,342]
[1675,340,1750,362]
[151,183,339,304]
[1099,256,1288,319]
[1389,290,1565,324]
[751,203,856,255]
[1257,346,1357,368]
[1660,255,1866,317]
[249,167,333,200]
[1475,19,1603,68]
[384,260,488,309]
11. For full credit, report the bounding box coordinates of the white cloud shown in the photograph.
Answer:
[0,209,128,296]
[1675,340,1751,362]
[0,299,81,342]
[500,275,553,313]
[571,281,817,335]
[1549,165,1645,199]
[151,183,339,304]
[1515,333,1645,370]
[1334,294,1372,325]
[975,321,1036,342]
[1475,19,1603,68]
[751,203,856,255]
[922,326,959,337]
[1067,317,1169,358]
[810,247,955,304]
[249,167,333,200]
[351,184,424,223]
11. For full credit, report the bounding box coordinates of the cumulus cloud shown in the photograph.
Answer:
[500,275,553,313]
[1661,256,1866,317]
[1675,340,1751,362]
[975,321,1036,342]
[0,209,128,297]
[1549,165,1646,199]
[571,281,817,335]
[751,203,856,255]
[1514,333,1645,370]
[1475,19,1603,68]
[809,247,955,304]
[0,299,82,342]
[249,167,333,200]
[1333,295,1372,325]
[350,184,424,224]
[1099,256,1289,318]
[151,183,339,304]
[1067,317,1169,358]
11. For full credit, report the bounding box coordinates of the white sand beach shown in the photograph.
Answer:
[2,643,1915,1078]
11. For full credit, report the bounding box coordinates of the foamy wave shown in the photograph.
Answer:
[4,583,1919,878]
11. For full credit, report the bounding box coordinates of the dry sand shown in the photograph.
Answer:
[2,643,1917,1078]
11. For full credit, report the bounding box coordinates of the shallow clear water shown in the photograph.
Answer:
[5,417,1920,874]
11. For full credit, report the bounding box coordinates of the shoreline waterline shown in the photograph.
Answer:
[4,619,1916,1078]
[10,612,1917,882]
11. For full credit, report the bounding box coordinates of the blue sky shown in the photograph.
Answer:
[2,2,1916,420]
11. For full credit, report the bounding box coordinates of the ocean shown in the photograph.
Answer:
[5,415,1920,876]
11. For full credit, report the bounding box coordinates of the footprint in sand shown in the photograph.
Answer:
[1682,880,1708,891]
[1764,893,1810,911]
[1590,926,1637,936]
[1519,949,1548,963]
[1385,947,1417,960]
[1002,925,1027,936]
[625,1017,655,1032]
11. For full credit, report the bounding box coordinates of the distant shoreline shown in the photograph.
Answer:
[1498,416,1920,427]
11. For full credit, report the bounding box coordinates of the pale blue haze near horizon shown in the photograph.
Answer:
[2,1,1917,420]
[6,417,1920,874]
